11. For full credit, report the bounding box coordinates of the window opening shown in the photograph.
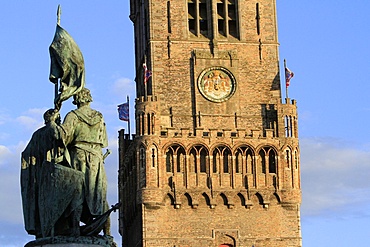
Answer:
[139,147,146,168]
[259,149,266,174]
[167,1,171,33]
[188,0,196,35]
[223,149,230,173]
[200,148,207,173]
[286,149,290,168]
[256,3,260,35]
[199,0,208,37]
[152,148,156,167]
[269,150,276,173]
[166,149,173,172]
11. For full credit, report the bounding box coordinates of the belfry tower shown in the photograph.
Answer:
[119,1,301,246]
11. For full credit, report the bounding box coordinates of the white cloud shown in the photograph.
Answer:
[0,145,11,165]
[112,77,135,95]
[16,108,48,131]
[300,137,370,217]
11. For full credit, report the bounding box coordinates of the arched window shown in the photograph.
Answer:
[166,145,186,173]
[139,146,146,168]
[190,149,197,173]
[223,148,231,173]
[166,149,173,172]
[235,151,242,173]
[189,145,209,173]
[177,147,185,172]
[235,146,254,174]
[213,146,231,174]
[259,146,277,174]
[259,149,266,174]
[200,148,207,172]
[269,149,276,174]
[285,148,292,169]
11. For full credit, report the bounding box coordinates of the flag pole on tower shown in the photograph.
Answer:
[118,96,130,137]
[284,59,294,100]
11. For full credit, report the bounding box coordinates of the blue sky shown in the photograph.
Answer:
[1,1,370,246]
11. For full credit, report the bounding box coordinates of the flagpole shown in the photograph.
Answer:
[127,95,131,138]
[55,5,62,109]
[284,59,289,101]
[144,56,148,101]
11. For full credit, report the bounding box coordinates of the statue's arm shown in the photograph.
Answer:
[61,112,77,145]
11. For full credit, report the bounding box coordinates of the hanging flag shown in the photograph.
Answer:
[118,102,129,121]
[143,63,152,84]
[285,67,294,87]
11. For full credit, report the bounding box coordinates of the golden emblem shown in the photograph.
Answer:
[198,67,236,102]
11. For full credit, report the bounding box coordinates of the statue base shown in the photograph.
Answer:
[24,235,117,247]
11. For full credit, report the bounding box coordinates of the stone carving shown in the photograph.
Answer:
[197,67,236,102]
[21,6,116,245]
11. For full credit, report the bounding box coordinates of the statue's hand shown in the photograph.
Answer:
[54,96,62,111]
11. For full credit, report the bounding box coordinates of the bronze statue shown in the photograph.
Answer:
[21,6,114,245]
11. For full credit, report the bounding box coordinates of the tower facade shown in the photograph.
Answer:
[119,1,301,246]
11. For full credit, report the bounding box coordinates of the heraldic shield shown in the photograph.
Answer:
[38,161,84,238]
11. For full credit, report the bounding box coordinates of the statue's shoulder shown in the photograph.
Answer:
[72,108,103,126]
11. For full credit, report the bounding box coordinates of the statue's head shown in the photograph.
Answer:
[73,87,93,106]
[43,109,61,124]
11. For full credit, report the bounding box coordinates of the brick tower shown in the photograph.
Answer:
[119,1,301,246]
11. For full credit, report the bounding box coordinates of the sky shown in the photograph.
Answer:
[0,1,370,246]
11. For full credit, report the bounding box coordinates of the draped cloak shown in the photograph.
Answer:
[21,123,84,237]
[61,106,108,218]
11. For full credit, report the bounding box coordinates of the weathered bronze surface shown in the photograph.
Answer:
[21,7,115,245]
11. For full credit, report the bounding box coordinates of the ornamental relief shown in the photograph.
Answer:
[197,67,236,102]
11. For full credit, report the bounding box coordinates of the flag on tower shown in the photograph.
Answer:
[285,67,294,87]
[143,63,152,84]
[118,101,129,121]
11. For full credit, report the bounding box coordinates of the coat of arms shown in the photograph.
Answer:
[198,67,236,102]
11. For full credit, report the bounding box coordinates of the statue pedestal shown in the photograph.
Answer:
[24,235,117,247]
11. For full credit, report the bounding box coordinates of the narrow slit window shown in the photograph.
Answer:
[188,0,196,36]
[199,0,208,37]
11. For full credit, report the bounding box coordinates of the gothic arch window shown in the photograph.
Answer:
[166,148,173,173]
[268,148,277,174]
[177,147,186,172]
[139,145,146,168]
[259,146,277,174]
[258,149,266,174]
[213,145,232,174]
[166,144,185,173]
[285,148,292,168]
[200,148,207,172]
[235,146,254,174]
[213,151,219,173]
[223,148,231,173]
[235,151,242,173]
[189,145,209,173]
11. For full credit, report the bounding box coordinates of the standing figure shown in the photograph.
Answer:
[21,109,85,238]
[61,87,110,235]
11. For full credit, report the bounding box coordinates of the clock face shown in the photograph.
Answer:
[197,67,236,102]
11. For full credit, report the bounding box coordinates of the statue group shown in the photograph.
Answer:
[20,7,116,246]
